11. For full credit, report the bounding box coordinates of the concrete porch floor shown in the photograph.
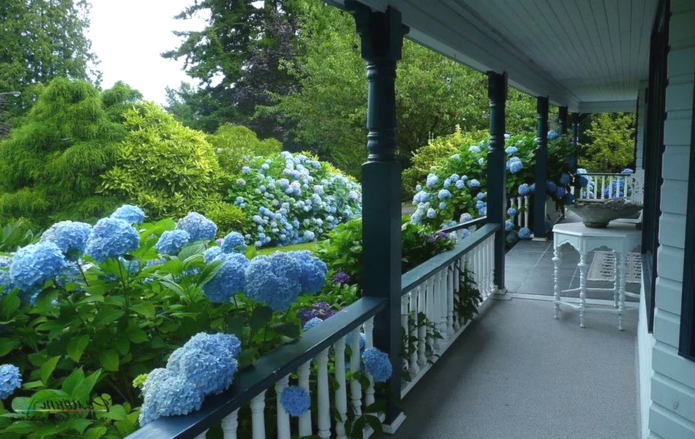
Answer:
[387,215,640,439]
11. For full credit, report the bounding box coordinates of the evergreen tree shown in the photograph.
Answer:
[0,78,138,227]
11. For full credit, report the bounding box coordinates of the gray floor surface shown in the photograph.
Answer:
[386,213,640,439]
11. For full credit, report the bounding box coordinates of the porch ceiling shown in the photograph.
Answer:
[331,0,658,113]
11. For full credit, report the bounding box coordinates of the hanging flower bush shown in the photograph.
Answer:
[227,151,362,248]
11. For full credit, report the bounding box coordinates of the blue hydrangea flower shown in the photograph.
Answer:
[450,174,460,182]
[111,205,145,224]
[508,160,523,174]
[280,386,311,417]
[10,242,66,291]
[203,247,222,263]
[478,157,485,166]
[505,220,514,232]
[455,180,465,190]
[476,200,485,210]
[85,218,139,263]
[40,221,92,258]
[529,183,536,192]
[461,229,471,239]
[236,178,246,186]
[221,232,246,254]
[427,208,436,219]
[242,166,250,174]
[289,251,327,294]
[155,230,190,256]
[469,179,481,189]
[362,348,392,383]
[507,208,517,217]
[439,202,447,209]
[547,130,559,140]
[580,176,589,188]
[556,187,566,198]
[138,369,204,426]
[443,178,451,188]
[438,189,451,200]
[518,227,532,239]
[559,173,570,185]
[546,181,557,193]
[415,184,422,192]
[518,184,530,196]
[451,154,460,160]
[346,331,366,351]
[0,364,21,400]
[176,213,217,241]
[303,231,315,241]
[245,253,301,311]
[621,168,634,175]
[505,146,518,155]
[566,193,576,204]
[303,317,323,331]
[181,332,242,359]
[170,348,238,396]
[460,213,473,223]
[477,192,486,200]
[202,253,249,304]
[468,145,481,154]
[426,173,439,188]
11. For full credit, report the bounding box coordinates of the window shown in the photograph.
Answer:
[679,70,695,361]
[641,0,669,333]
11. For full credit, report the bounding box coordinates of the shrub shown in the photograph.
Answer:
[204,202,247,236]
[227,151,362,248]
[207,124,283,175]
[101,102,223,219]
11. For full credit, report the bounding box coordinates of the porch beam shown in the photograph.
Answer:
[487,71,507,290]
[571,112,580,147]
[534,96,549,239]
[558,106,568,135]
[347,0,407,425]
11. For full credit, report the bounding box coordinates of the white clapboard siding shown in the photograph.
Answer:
[649,1,695,438]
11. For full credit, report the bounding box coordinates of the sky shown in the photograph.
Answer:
[88,0,207,105]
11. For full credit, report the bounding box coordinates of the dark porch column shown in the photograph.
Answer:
[347,1,407,423]
[571,112,580,146]
[534,96,549,239]
[558,106,568,135]
[487,72,507,290]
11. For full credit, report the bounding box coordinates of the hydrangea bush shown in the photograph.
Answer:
[226,151,362,248]
[408,132,577,239]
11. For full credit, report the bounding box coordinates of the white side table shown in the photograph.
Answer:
[552,222,641,330]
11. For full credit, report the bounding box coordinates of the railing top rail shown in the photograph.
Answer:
[126,296,387,439]
[401,223,500,295]
[437,216,487,234]
[578,172,633,176]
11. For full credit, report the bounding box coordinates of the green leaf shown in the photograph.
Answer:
[236,348,257,368]
[99,404,126,421]
[67,334,90,362]
[271,322,300,340]
[364,414,384,434]
[0,293,20,319]
[84,426,108,439]
[21,380,44,390]
[61,369,86,398]
[99,349,119,371]
[126,324,148,344]
[250,305,273,333]
[73,370,101,402]
[1,420,39,434]
[0,338,19,357]
[39,356,60,385]
[62,417,93,435]
[112,337,130,356]
[92,308,124,327]
[130,302,155,319]
[28,389,70,409]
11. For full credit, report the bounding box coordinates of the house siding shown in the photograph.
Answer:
[649,1,695,438]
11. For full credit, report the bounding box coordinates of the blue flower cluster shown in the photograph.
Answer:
[85,217,140,262]
[280,385,311,417]
[10,242,66,291]
[229,151,362,248]
[221,232,246,254]
[518,227,532,240]
[111,204,145,224]
[140,333,241,425]
[202,252,249,304]
[176,212,218,241]
[155,230,190,256]
[303,317,323,331]
[362,347,393,383]
[0,364,21,400]
[40,221,92,259]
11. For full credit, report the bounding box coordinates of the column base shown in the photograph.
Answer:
[532,236,548,242]
[381,412,407,434]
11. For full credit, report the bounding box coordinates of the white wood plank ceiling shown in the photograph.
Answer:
[328,0,658,112]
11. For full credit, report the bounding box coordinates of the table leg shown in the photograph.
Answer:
[617,252,627,331]
[578,250,588,328]
[612,250,619,308]
[553,246,561,319]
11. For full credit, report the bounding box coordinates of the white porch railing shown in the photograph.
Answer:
[400,224,499,397]
[575,170,645,203]
[508,195,531,228]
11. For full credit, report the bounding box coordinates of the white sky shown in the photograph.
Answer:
[88,1,207,105]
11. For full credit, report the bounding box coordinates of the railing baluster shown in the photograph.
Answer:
[608,175,614,198]
[316,349,331,438]
[524,195,530,228]
[363,317,375,407]
[409,289,420,376]
[334,337,348,439]
[447,263,454,337]
[417,285,427,368]
[349,327,362,416]
[401,294,409,371]
[221,409,239,439]
[297,361,313,437]
[489,237,496,295]
[601,175,606,200]
[436,271,446,346]
[275,375,291,439]
[250,391,267,439]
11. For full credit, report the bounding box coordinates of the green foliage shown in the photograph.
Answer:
[204,202,247,236]
[207,124,282,175]
[0,78,132,226]
[402,127,488,199]
[580,113,636,172]
[0,219,34,252]
[101,102,223,220]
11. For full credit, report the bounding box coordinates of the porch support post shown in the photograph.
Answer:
[558,106,568,135]
[571,112,580,146]
[534,96,549,239]
[487,71,507,291]
[347,1,407,425]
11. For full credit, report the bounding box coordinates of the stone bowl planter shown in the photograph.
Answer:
[567,198,643,228]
